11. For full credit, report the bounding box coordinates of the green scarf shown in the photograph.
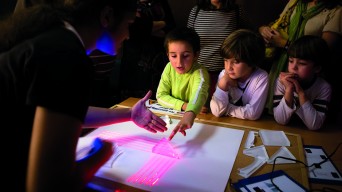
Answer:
[266,0,326,114]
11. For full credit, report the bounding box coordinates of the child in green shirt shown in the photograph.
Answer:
[156,27,210,140]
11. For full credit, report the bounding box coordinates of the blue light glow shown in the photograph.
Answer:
[91,31,116,56]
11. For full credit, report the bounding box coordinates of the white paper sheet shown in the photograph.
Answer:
[77,119,244,192]
[259,130,290,146]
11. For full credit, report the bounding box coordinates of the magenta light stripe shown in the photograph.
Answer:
[127,155,158,183]
[146,156,177,185]
[127,155,178,186]
[139,156,164,185]
[95,131,159,152]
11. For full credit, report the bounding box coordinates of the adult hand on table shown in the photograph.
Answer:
[131,90,168,133]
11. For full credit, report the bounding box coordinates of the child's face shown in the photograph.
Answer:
[224,58,254,82]
[168,41,197,74]
[288,57,319,82]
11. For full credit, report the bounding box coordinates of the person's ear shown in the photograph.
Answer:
[100,6,114,28]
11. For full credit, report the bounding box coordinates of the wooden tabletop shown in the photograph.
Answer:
[90,97,342,192]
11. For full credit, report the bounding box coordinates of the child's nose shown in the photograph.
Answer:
[292,63,298,70]
[226,62,233,70]
[176,57,184,66]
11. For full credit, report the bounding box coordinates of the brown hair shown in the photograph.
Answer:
[220,29,265,67]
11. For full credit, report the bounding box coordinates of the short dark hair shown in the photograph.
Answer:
[287,35,330,67]
[0,0,137,52]
[164,27,201,54]
[220,29,265,67]
[64,0,137,30]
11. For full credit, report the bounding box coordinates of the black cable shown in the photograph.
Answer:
[270,142,342,192]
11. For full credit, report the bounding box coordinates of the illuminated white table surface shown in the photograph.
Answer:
[77,119,244,192]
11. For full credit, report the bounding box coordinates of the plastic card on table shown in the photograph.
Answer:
[145,99,184,116]
[233,170,308,192]
[304,145,342,185]
[259,130,290,146]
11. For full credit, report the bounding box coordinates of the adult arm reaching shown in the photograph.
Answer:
[84,90,168,133]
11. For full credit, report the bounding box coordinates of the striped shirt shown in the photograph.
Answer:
[273,77,332,130]
[88,49,116,80]
[88,49,117,107]
[187,6,244,72]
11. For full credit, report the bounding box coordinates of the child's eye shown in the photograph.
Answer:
[224,58,239,64]
[298,61,308,66]
[230,59,239,65]
[182,54,190,59]
[297,59,309,66]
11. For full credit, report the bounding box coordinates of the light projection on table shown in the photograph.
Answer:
[127,154,177,186]
[152,137,180,159]
[91,130,180,186]
[78,120,244,192]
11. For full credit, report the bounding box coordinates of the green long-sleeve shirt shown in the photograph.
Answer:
[156,62,210,114]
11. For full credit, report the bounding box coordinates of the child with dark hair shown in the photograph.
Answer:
[210,29,269,120]
[273,35,332,130]
[157,27,210,140]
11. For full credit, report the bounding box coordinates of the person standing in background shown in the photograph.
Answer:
[120,0,176,101]
[187,0,247,110]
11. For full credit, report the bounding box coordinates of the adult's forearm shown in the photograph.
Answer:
[83,106,131,128]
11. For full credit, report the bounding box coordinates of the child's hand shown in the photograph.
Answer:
[200,106,208,114]
[217,71,237,91]
[267,30,287,48]
[181,102,188,111]
[168,111,196,140]
[259,26,274,44]
[279,72,295,92]
[287,76,304,96]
